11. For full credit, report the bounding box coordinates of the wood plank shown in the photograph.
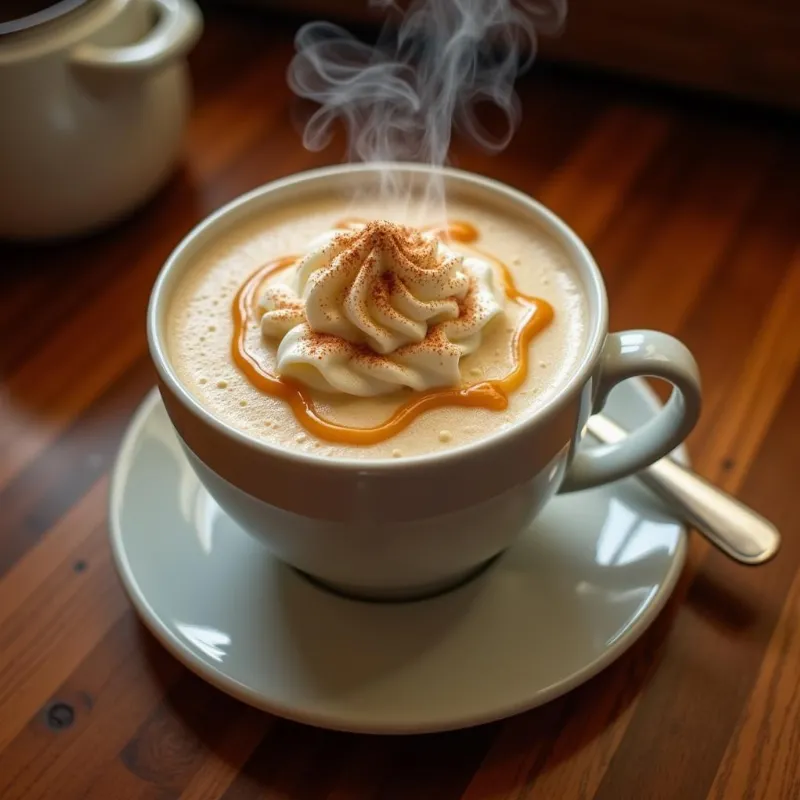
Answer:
[535,106,672,240]
[0,521,129,752]
[83,676,274,800]
[177,708,271,800]
[0,615,184,800]
[0,478,108,628]
[692,250,800,489]
[608,126,779,333]
[708,568,800,800]
[0,355,153,576]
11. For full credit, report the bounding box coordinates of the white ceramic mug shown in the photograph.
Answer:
[0,0,202,240]
[148,164,702,600]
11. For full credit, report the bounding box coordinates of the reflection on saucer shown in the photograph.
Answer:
[175,623,231,662]
[597,496,678,567]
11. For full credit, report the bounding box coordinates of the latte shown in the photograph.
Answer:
[167,191,588,459]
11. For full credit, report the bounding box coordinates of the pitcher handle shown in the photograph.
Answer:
[70,0,202,75]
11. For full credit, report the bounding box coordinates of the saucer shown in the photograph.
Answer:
[109,379,687,734]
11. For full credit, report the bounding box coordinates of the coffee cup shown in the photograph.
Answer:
[148,164,701,600]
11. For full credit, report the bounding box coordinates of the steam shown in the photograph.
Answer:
[288,0,566,222]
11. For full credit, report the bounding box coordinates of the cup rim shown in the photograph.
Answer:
[148,162,608,472]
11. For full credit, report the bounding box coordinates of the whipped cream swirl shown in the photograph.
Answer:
[259,221,502,396]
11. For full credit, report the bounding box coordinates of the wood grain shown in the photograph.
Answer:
[0,9,798,799]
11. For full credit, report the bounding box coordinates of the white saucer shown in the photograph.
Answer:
[109,380,687,735]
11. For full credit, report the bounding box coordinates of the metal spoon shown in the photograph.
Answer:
[586,414,780,565]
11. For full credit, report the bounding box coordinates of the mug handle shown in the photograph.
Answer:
[559,330,701,493]
[70,0,202,75]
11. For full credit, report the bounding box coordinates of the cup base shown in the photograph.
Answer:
[293,555,502,603]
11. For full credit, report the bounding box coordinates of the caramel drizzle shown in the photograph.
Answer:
[231,220,554,445]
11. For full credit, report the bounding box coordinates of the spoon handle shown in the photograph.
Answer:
[586,414,780,565]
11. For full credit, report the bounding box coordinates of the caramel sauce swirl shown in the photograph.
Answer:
[231,220,554,445]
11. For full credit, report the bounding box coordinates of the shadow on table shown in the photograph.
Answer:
[686,567,762,633]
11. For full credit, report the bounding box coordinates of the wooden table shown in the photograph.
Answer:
[1,10,799,800]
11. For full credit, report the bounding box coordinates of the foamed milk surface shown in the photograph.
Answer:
[167,194,588,460]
